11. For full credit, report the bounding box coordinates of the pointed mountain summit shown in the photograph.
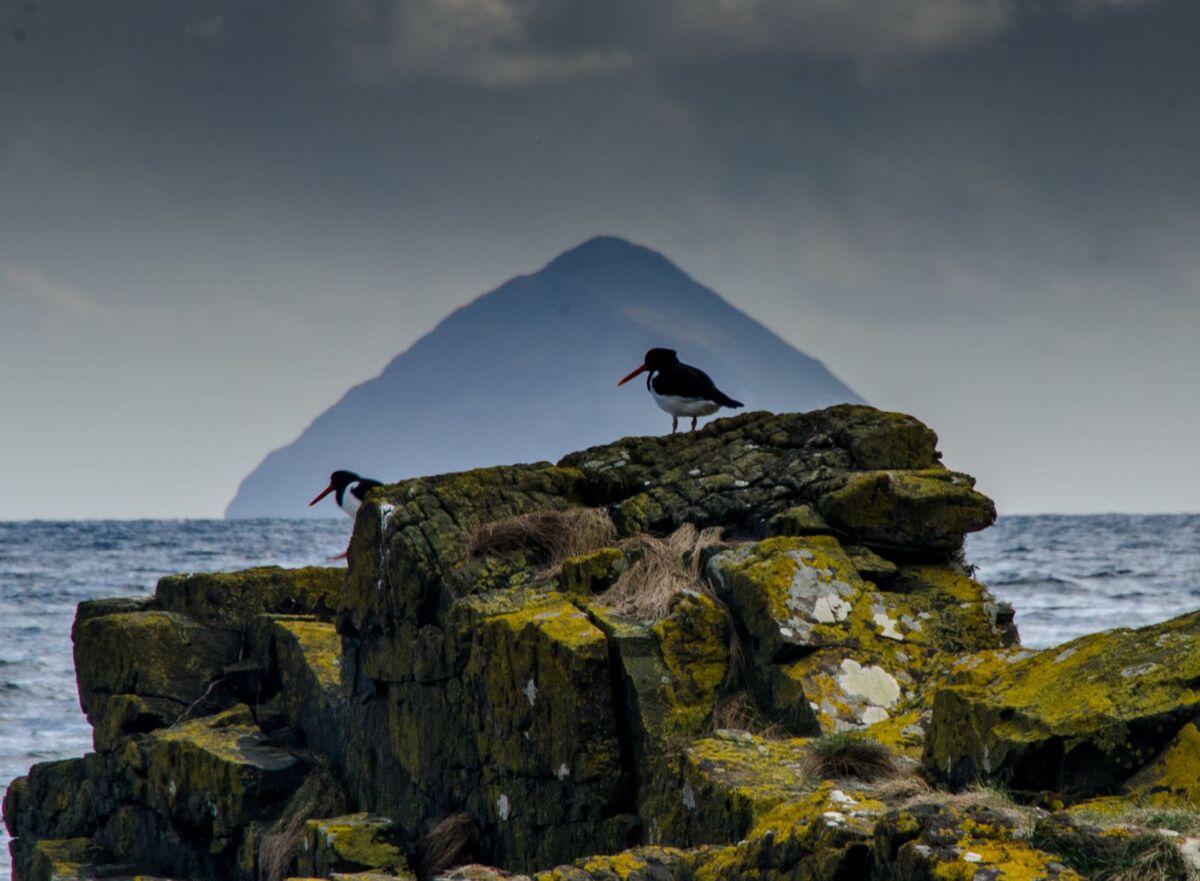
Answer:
[225,237,863,518]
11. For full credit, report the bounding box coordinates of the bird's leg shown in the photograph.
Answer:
[672,416,678,434]
[691,417,698,432]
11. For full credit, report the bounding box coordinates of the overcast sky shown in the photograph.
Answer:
[2,0,1197,518]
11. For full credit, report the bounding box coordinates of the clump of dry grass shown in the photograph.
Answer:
[414,812,481,881]
[467,508,617,570]
[1104,833,1196,881]
[258,766,350,881]
[871,773,932,802]
[597,523,725,621]
[710,690,788,739]
[800,732,902,782]
[1031,822,1197,881]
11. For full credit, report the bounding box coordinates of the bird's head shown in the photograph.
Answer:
[618,348,679,385]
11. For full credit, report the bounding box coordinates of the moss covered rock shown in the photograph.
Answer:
[295,814,413,878]
[268,616,346,758]
[533,845,696,881]
[640,732,817,847]
[142,705,305,849]
[687,784,884,881]
[709,538,1014,735]
[815,469,995,553]
[873,801,1085,881]
[24,837,102,881]
[156,567,344,630]
[924,611,1200,796]
[73,608,241,748]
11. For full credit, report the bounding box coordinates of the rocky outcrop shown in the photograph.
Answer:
[7,406,1199,881]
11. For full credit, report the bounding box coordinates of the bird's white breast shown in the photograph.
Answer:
[650,390,722,417]
[339,487,363,518]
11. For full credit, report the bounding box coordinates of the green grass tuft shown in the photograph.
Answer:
[800,732,900,782]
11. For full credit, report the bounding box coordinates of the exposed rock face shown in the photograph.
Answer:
[7,407,1199,881]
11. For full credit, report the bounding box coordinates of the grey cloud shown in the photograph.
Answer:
[335,0,1130,85]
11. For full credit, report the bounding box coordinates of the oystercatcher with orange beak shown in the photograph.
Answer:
[618,347,744,433]
[310,470,383,558]
[310,470,383,518]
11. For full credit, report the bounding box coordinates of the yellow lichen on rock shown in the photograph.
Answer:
[26,837,96,881]
[295,814,411,878]
[1126,721,1200,806]
[925,611,1200,794]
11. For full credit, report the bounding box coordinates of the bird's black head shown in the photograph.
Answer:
[329,470,361,490]
[310,470,362,506]
[618,347,681,386]
[643,348,679,371]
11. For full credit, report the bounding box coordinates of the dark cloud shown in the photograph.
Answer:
[330,0,1161,85]
[0,0,1196,516]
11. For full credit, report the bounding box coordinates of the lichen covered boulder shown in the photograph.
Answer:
[295,814,413,879]
[924,610,1200,796]
[142,705,306,851]
[73,607,241,746]
[641,732,815,847]
[873,801,1086,881]
[708,537,1015,735]
[156,566,344,630]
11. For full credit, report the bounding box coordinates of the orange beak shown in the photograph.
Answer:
[309,484,335,506]
[617,363,647,386]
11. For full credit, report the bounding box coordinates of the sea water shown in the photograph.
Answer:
[1,514,1198,874]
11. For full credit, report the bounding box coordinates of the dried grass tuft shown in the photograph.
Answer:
[258,766,349,881]
[467,508,617,571]
[1102,833,1195,881]
[710,690,787,739]
[597,523,725,621]
[871,773,932,802]
[414,812,481,880]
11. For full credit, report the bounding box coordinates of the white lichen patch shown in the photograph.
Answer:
[836,659,901,709]
[781,551,858,630]
[734,479,749,488]
[497,793,511,821]
[812,594,853,624]
[682,781,697,811]
[873,611,904,641]
[962,852,983,863]
[861,706,890,725]
[688,468,701,476]
[522,678,537,706]
[557,763,570,780]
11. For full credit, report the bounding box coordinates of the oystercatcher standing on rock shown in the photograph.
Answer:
[310,470,384,559]
[309,470,383,518]
[618,347,744,434]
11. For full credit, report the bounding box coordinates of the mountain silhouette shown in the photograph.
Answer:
[225,236,863,518]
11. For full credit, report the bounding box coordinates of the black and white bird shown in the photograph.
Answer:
[618,347,744,433]
[310,470,384,560]
[309,470,383,519]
